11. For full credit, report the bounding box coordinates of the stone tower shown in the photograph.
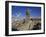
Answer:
[25,8,30,22]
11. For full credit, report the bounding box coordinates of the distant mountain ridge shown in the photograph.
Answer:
[12,16,41,21]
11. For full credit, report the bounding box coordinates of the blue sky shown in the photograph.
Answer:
[12,6,41,17]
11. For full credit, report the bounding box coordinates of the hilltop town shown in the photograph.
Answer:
[12,9,41,31]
